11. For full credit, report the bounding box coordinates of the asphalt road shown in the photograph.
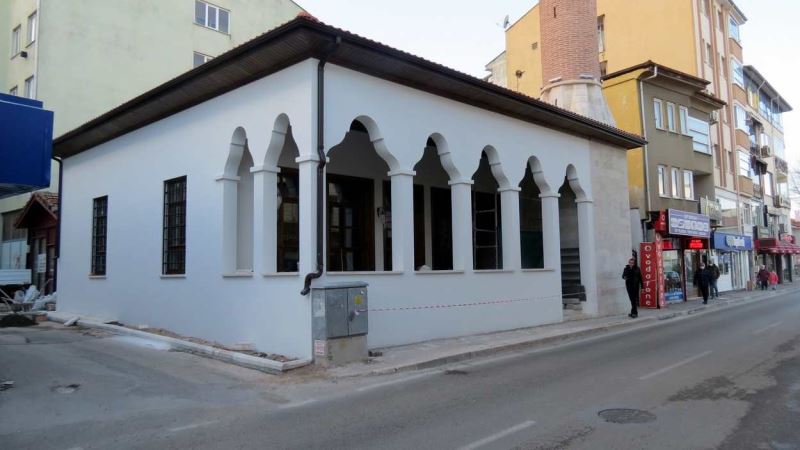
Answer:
[1,290,799,450]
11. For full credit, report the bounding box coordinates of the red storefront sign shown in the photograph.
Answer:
[687,238,705,249]
[639,240,666,309]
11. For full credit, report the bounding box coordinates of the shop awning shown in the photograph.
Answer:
[755,238,800,255]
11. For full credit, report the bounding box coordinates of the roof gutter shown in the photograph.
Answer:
[301,35,341,296]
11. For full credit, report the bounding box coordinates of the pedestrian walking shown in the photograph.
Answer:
[708,260,721,299]
[769,270,779,290]
[622,257,643,318]
[694,263,712,304]
[757,266,770,291]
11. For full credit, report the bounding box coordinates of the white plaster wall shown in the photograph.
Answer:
[324,64,594,196]
[60,58,627,356]
[59,60,318,359]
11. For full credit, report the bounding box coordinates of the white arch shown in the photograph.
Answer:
[526,156,553,196]
[223,127,248,177]
[425,133,461,181]
[330,115,401,172]
[264,113,291,169]
[482,145,511,190]
[566,164,589,202]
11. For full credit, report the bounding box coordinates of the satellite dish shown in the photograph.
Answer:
[503,15,510,29]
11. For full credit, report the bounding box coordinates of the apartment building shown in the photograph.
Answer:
[603,62,726,297]
[496,0,793,289]
[0,0,303,289]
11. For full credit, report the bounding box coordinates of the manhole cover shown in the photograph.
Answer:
[598,408,656,424]
[52,384,80,394]
[444,369,469,376]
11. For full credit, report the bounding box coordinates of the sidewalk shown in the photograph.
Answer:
[330,285,799,377]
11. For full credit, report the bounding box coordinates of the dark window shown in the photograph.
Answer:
[91,196,108,275]
[277,170,299,272]
[519,166,544,269]
[1,210,26,241]
[163,176,187,274]
[430,187,453,270]
[327,175,374,272]
[473,191,502,270]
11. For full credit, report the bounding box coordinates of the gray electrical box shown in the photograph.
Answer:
[312,281,369,365]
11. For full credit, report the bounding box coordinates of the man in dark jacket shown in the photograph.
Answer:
[757,266,770,290]
[708,261,721,299]
[694,263,712,304]
[622,257,643,318]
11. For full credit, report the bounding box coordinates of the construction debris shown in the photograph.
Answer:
[0,314,37,327]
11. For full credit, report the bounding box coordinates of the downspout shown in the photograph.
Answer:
[52,156,62,293]
[638,66,658,231]
[301,36,341,296]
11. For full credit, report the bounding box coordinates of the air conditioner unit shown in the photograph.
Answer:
[709,110,719,124]
[761,145,772,157]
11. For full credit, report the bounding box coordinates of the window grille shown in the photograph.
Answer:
[163,176,187,274]
[91,196,108,275]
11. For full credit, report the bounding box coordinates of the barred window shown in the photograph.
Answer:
[91,196,108,275]
[163,176,187,274]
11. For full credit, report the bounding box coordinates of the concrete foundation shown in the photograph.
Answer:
[314,335,368,366]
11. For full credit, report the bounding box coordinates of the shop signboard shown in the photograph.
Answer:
[668,209,711,238]
[639,239,665,309]
[712,233,752,252]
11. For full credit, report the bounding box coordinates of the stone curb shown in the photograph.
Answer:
[357,288,797,376]
[47,313,312,374]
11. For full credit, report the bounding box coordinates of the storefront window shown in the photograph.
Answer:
[663,250,684,302]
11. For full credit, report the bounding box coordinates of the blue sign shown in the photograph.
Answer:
[0,93,54,199]
[668,209,711,238]
[712,232,753,252]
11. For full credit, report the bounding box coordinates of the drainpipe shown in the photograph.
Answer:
[52,156,62,293]
[301,36,341,296]
[638,65,658,237]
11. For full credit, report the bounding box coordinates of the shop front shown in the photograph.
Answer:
[755,236,800,284]
[710,232,752,292]
[652,209,711,302]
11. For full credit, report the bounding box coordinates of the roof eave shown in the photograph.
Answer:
[54,17,644,158]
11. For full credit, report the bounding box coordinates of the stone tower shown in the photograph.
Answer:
[539,0,616,126]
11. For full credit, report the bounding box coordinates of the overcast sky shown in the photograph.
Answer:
[296,0,798,167]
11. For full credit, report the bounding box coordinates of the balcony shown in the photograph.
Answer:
[774,195,791,209]
[738,175,754,197]
[753,183,763,198]
[775,156,788,175]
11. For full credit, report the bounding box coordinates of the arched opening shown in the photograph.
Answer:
[326,119,392,271]
[558,173,582,301]
[236,149,254,271]
[412,137,454,270]
[275,127,300,272]
[220,126,254,273]
[519,164,544,268]
[472,151,503,270]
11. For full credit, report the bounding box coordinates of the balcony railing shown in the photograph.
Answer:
[753,183,763,198]
[775,156,788,175]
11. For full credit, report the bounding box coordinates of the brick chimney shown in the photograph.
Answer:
[539,0,615,126]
